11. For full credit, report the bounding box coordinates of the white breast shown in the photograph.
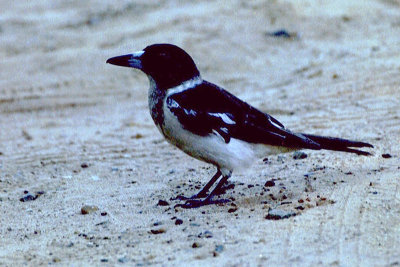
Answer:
[162,101,278,173]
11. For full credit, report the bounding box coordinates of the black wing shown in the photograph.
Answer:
[166,81,320,149]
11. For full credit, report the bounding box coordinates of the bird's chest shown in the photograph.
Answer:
[148,79,166,133]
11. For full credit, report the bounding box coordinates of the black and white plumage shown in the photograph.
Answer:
[107,44,373,208]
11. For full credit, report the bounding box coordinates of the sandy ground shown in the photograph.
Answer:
[1,0,399,266]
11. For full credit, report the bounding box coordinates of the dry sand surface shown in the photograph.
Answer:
[1,0,399,266]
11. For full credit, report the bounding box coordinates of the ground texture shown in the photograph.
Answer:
[0,0,399,266]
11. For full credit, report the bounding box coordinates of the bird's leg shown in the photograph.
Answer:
[173,169,222,200]
[192,169,222,198]
[202,172,231,202]
[175,171,232,209]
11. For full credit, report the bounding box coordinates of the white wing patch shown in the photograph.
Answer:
[209,113,236,125]
[268,117,284,129]
[184,109,197,116]
[168,98,180,108]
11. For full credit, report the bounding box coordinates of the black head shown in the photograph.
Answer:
[107,44,200,89]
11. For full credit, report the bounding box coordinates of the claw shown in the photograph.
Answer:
[174,198,230,209]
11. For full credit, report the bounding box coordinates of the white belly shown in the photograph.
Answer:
[161,103,287,174]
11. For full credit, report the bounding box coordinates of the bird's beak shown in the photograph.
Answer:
[106,50,144,69]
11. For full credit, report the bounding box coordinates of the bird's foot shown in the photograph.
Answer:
[171,182,235,201]
[171,192,207,201]
[174,197,230,209]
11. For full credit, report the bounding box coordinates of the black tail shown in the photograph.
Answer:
[301,133,373,156]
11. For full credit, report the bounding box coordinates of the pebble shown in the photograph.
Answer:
[264,180,275,187]
[150,228,165,234]
[192,242,201,248]
[266,29,297,39]
[81,205,99,215]
[293,151,308,160]
[382,153,392,158]
[265,209,296,220]
[80,163,89,168]
[19,191,44,202]
[19,193,37,202]
[175,219,183,225]
[228,207,238,213]
[157,200,169,206]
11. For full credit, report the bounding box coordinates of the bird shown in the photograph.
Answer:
[106,43,373,208]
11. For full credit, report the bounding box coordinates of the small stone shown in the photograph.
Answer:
[19,193,37,202]
[81,163,89,168]
[101,212,108,216]
[175,219,183,225]
[382,153,392,159]
[150,228,165,234]
[342,15,351,22]
[100,259,108,262]
[157,200,169,206]
[266,29,297,39]
[131,133,143,139]
[293,151,307,160]
[192,242,201,248]
[265,209,296,220]
[228,207,238,213]
[81,205,98,215]
[264,180,275,187]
